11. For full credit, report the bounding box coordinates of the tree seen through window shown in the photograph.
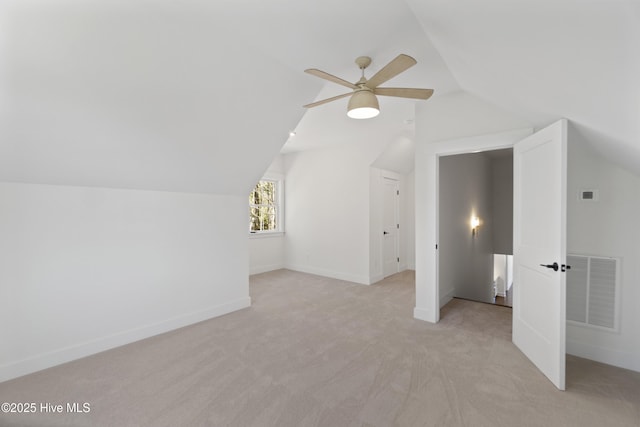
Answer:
[249,180,277,232]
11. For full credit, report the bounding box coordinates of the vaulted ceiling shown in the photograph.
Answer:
[1,0,638,195]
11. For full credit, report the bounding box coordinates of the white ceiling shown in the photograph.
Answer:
[407,0,640,173]
[1,0,638,195]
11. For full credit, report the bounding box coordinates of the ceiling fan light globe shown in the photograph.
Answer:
[347,90,379,119]
[347,107,380,119]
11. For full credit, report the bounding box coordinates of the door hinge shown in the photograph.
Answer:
[396,224,399,229]
[436,244,438,249]
[397,257,400,262]
[397,190,399,195]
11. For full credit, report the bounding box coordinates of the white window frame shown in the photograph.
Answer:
[249,172,284,238]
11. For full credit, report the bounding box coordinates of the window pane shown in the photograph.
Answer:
[257,206,271,231]
[256,184,264,205]
[249,183,261,204]
[264,181,275,204]
[248,180,280,233]
[249,207,260,232]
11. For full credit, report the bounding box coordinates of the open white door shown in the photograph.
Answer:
[513,119,568,390]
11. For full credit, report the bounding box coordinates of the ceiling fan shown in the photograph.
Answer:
[303,54,434,119]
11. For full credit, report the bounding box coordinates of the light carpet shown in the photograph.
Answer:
[0,269,638,426]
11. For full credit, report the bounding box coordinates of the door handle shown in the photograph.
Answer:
[383,231,389,235]
[540,262,559,272]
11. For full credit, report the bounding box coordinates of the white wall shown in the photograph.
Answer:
[283,138,414,285]
[0,183,250,382]
[249,155,286,275]
[249,235,285,275]
[283,144,373,284]
[438,153,494,305]
[404,170,416,270]
[566,134,640,372]
[493,255,507,296]
[491,153,513,254]
[415,91,532,143]
[369,168,385,282]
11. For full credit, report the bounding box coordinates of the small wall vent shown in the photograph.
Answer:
[566,254,620,332]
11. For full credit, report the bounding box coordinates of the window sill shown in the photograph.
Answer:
[248,231,285,239]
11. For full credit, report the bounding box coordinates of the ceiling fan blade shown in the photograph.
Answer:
[365,54,417,89]
[303,92,352,108]
[304,69,358,90]
[374,87,434,100]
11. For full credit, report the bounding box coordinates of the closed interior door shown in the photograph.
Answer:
[383,177,400,278]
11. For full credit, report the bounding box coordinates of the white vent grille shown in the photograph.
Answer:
[566,254,619,331]
[566,256,588,323]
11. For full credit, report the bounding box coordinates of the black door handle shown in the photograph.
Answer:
[540,262,559,271]
[383,231,389,235]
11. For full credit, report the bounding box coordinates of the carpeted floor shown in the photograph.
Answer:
[0,269,638,426]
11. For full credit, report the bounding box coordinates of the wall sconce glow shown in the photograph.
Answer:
[471,216,480,236]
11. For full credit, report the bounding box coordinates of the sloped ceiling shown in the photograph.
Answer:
[406,0,640,173]
[0,0,322,195]
[290,0,640,175]
[1,0,638,195]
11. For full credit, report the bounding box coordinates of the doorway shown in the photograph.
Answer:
[493,254,513,307]
[438,149,513,307]
[415,121,569,390]
[382,177,400,278]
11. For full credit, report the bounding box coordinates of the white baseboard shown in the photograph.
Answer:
[0,297,251,383]
[283,264,415,286]
[368,274,384,285]
[414,306,437,323]
[284,264,371,285]
[250,263,285,275]
[567,340,640,373]
[439,289,455,308]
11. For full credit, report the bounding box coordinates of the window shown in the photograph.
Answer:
[249,177,283,234]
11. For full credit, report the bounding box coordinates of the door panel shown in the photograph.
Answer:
[513,119,567,390]
[382,178,399,278]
